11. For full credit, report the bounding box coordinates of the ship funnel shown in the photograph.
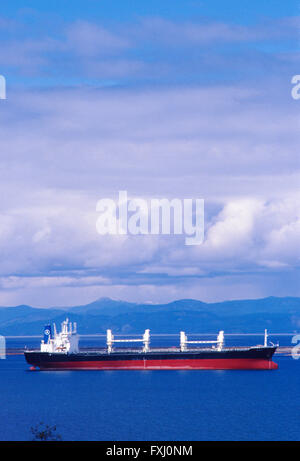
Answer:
[43,324,52,344]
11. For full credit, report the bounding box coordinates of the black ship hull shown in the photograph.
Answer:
[24,346,278,370]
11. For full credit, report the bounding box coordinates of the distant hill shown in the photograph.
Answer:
[0,296,300,335]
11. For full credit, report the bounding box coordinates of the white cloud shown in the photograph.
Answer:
[0,22,299,305]
[0,188,299,306]
[65,21,130,57]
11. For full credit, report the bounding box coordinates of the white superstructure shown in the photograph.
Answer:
[41,319,79,354]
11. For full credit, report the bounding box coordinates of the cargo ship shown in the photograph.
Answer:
[24,319,278,370]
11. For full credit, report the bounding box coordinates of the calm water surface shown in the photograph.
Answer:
[0,335,299,441]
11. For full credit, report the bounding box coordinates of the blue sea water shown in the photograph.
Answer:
[1,335,300,441]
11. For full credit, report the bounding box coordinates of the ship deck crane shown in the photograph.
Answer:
[107,329,150,353]
[180,331,224,352]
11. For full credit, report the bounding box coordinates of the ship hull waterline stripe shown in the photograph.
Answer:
[27,358,278,370]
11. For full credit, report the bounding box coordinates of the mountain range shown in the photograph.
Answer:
[0,296,300,335]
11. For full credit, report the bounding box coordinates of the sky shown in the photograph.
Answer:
[0,1,299,307]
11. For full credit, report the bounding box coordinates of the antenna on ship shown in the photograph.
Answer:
[264,329,268,347]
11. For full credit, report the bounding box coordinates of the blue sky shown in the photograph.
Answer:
[0,1,299,307]
[1,0,299,88]
[2,0,299,22]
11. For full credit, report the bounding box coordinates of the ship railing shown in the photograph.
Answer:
[106,329,150,353]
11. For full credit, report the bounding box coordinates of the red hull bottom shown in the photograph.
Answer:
[38,358,278,370]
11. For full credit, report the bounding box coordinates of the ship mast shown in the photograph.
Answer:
[264,329,268,347]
